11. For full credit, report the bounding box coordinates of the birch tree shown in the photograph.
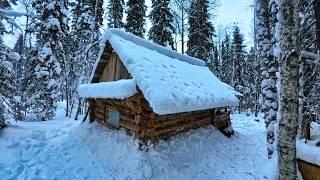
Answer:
[278,0,300,179]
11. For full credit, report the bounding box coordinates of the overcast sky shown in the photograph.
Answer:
[4,0,254,49]
[215,0,254,47]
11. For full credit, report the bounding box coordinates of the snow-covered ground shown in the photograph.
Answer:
[0,103,276,179]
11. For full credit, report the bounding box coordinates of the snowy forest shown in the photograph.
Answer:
[1,0,320,179]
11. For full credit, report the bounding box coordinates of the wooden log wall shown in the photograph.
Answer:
[90,93,232,143]
[298,159,320,180]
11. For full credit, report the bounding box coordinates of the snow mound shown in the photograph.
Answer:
[297,122,320,166]
[0,112,275,179]
[78,79,137,99]
[90,29,239,115]
[297,140,320,166]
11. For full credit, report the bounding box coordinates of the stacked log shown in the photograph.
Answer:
[89,93,233,143]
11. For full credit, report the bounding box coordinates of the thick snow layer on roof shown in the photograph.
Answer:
[78,79,137,99]
[297,122,320,166]
[91,29,238,115]
[297,140,320,166]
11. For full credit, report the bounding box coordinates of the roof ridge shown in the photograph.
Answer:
[105,28,206,67]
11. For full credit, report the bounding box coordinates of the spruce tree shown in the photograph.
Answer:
[94,0,104,30]
[243,48,256,111]
[256,0,278,158]
[25,0,68,121]
[210,46,220,77]
[0,36,14,128]
[231,26,245,88]
[125,0,146,37]
[107,0,124,28]
[148,0,175,49]
[70,0,100,119]
[230,26,246,112]
[0,0,18,127]
[220,33,232,84]
[187,0,214,62]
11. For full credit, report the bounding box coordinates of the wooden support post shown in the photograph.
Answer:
[150,113,157,143]
[134,115,141,137]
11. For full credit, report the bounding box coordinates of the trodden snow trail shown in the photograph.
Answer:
[0,108,276,179]
[0,102,82,179]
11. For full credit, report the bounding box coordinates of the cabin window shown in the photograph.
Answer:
[106,110,120,127]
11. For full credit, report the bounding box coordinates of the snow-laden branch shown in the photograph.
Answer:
[301,50,320,60]
[0,8,30,17]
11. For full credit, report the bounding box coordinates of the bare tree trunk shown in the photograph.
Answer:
[181,0,185,54]
[82,107,89,122]
[0,105,6,129]
[65,78,69,117]
[278,0,300,179]
[74,99,81,121]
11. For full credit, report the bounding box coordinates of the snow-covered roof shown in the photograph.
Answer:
[78,79,137,99]
[82,28,239,115]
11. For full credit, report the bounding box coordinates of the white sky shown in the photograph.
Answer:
[215,0,254,47]
[4,0,254,49]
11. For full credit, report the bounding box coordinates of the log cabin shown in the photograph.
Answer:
[78,29,239,143]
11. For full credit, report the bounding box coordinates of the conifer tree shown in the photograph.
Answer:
[210,46,220,77]
[230,26,246,112]
[243,48,256,111]
[12,34,24,87]
[256,0,278,158]
[125,0,146,37]
[67,0,98,118]
[25,0,68,121]
[187,0,214,62]
[0,0,19,127]
[107,0,124,28]
[0,37,13,128]
[149,0,175,49]
[231,26,245,88]
[220,33,232,84]
[94,0,104,30]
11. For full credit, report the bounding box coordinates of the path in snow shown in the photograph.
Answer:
[0,108,275,179]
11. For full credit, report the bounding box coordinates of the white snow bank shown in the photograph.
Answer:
[91,29,239,115]
[297,140,320,166]
[78,79,137,99]
[0,112,275,179]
